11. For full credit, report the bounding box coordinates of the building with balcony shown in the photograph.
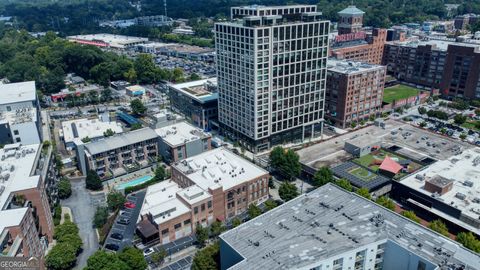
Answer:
[78,128,158,178]
[0,143,55,258]
[325,59,386,128]
[137,147,269,244]
[60,117,123,150]
[220,183,480,270]
[168,78,218,130]
[0,81,42,145]
[215,5,329,152]
[155,122,212,163]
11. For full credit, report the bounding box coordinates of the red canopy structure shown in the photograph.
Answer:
[379,156,403,174]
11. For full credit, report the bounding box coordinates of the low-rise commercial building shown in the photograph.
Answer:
[137,147,270,244]
[67,34,148,49]
[326,60,386,128]
[0,143,56,258]
[168,78,218,130]
[155,122,211,163]
[383,39,480,99]
[220,183,480,270]
[392,148,480,236]
[60,117,123,150]
[0,81,42,145]
[125,85,146,97]
[78,128,158,178]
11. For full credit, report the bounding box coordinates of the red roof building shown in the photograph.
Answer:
[379,156,403,174]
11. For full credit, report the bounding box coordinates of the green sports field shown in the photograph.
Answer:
[383,84,420,104]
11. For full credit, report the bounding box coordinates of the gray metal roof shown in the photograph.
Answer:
[220,183,480,270]
[338,5,365,15]
[84,128,157,155]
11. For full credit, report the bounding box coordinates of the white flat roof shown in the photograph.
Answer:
[0,144,41,210]
[0,208,28,232]
[173,148,268,191]
[67,34,148,48]
[61,118,123,145]
[155,122,210,147]
[169,78,218,103]
[0,81,36,105]
[400,148,480,234]
[177,184,212,205]
[327,59,385,74]
[140,180,190,224]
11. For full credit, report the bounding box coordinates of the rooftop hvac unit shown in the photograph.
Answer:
[455,193,466,200]
[415,174,425,181]
[464,180,474,187]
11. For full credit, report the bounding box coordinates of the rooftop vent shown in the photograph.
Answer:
[455,193,466,200]
[463,180,474,187]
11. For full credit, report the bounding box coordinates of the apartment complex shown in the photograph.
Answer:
[168,78,218,130]
[215,5,330,152]
[330,6,387,65]
[220,183,480,270]
[78,128,158,178]
[454,14,479,30]
[325,59,386,128]
[0,144,56,258]
[156,122,212,163]
[392,148,480,236]
[60,117,123,150]
[137,147,269,244]
[383,40,480,99]
[0,81,42,145]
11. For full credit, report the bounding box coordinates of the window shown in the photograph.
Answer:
[13,130,19,135]
[174,223,181,230]
[15,138,21,143]
[6,106,11,111]
[184,219,191,225]
[201,204,206,212]
[194,206,198,214]
[417,261,426,270]
[207,201,212,209]
[161,229,169,235]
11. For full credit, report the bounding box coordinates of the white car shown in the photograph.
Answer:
[143,248,154,257]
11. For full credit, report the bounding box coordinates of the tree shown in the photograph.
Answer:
[278,182,299,202]
[101,88,112,102]
[195,224,209,247]
[334,178,353,192]
[189,73,201,81]
[45,242,77,270]
[280,150,301,180]
[58,233,83,254]
[85,170,103,191]
[375,196,395,211]
[419,121,427,128]
[232,218,242,228]
[460,133,467,140]
[454,114,467,125]
[107,191,126,211]
[429,219,449,237]
[118,247,148,270]
[350,121,357,128]
[85,251,129,270]
[264,200,278,211]
[456,232,480,253]
[355,188,371,200]
[130,123,142,130]
[151,249,167,264]
[154,165,166,182]
[134,54,157,84]
[57,177,72,199]
[93,206,108,229]
[402,210,421,223]
[103,128,116,137]
[81,136,91,143]
[191,242,220,270]
[130,99,147,116]
[210,221,226,237]
[312,166,333,187]
[418,106,427,115]
[247,203,262,219]
[269,146,285,170]
[54,221,79,240]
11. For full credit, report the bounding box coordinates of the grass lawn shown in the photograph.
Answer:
[383,84,420,104]
[348,167,377,182]
[353,149,423,174]
[462,121,480,131]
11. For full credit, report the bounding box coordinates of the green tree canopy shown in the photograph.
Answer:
[85,250,129,270]
[456,232,480,253]
[85,170,103,191]
[103,128,116,137]
[93,206,109,229]
[118,247,148,270]
[57,177,72,199]
[376,196,395,210]
[428,219,449,237]
[54,221,79,240]
[210,221,226,238]
[264,200,278,211]
[247,203,262,219]
[107,190,126,211]
[334,178,353,192]
[269,146,301,180]
[278,182,299,202]
[355,187,371,200]
[45,242,77,270]
[130,98,147,116]
[191,242,220,270]
[312,167,333,187]
[195,224,209,247]
[154,165,166,182]
[401,210,421,223]
[232,217,242,228]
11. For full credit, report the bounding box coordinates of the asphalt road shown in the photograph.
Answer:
[104,191,146,252]
[62,178,105,269]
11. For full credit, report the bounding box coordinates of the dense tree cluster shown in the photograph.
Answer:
[85,247,147,270]
[269,146,301,180]
[46,221,83,270]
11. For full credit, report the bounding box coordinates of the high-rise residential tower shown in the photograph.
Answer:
[215,5,330,152]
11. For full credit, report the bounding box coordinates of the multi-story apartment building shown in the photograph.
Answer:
[325,59,386,128]
[0,81,42,145]
[330,6,387,65]
[168,78,218,130]
[155,121,212,162]
[383,40,480,99]
[137,147,269,244]
[454,13,479,30]
[0,143,55,258]
[220,183,480,270]
[215,5,330,152]
[78,128,158,178]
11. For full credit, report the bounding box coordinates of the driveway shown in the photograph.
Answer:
[62,178,105,269]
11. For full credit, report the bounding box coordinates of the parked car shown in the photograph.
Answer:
[111,233,124,240]
[124,202,136,209]
[118,218,130,225]
[143,248,154,257]
[105,243,119,251]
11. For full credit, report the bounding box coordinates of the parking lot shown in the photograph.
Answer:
[104,191,146,252]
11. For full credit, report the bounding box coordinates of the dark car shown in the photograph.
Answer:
[111,233,124,240]
[105,243,119,251]
[118,218,130,225]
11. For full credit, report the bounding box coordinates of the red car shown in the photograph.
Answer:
[124,202,136,209]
